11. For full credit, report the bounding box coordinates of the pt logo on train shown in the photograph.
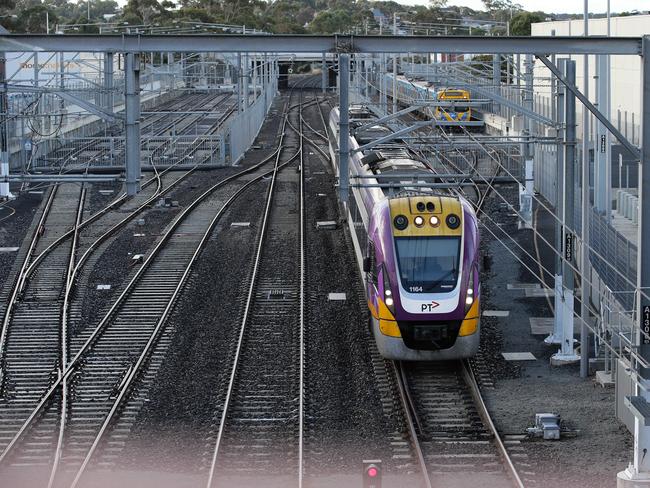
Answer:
[421,301,440,312]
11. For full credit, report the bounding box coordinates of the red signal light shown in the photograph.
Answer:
[363,459,382,488]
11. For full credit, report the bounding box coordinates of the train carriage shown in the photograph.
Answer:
[384,73,475,125]
[328,105,480,360]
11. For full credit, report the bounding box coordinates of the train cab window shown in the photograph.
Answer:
[454,106,469,113]
[394,236,460,293]
[365,242,377,286]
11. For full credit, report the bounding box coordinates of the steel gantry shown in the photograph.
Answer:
[0,33,650,485]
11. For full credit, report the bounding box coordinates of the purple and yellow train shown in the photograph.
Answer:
[328,105,480,361]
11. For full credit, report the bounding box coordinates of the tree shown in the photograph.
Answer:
[482,0,521,10]
[308,8,352,33]
[16,4,57,32]
[123,0,165,24]
[429,0,446,7]
[509,11,546,36]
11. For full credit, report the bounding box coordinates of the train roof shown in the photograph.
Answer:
[346,107,437,195]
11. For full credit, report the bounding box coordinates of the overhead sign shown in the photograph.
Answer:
[564,232,574,261]
[643,305,650,345]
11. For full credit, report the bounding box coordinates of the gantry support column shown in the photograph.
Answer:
[167,52,174,89]
[595,52,611,218]
[0,51,11,199]
[551,59,580,365]
[492,54,501,114]
[237,53,243,113]
[519,54,534,229]
[321,53,327,93]
[380,53,387,113]
[125,52,141,196]
[547,58,566,346]
[104,52,113,112]
[580,1,591,378]
[617,35,650,488]
[392,53,397,114]
[243,53,250,110]
[338,53,350,207]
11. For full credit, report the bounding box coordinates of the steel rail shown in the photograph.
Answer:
[68,149,288,488]
[369,95,520,487]
[0,94,235,365]
[403,111,524,488]
[393,362,433,488]
[206,80,305,488]
[46,186,86,488]
[0,107,280,464]
[298,87,306,488]
[461,360,525,488]
[0,185,58,367]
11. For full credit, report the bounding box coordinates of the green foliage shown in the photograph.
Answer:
[18,4,57,32]
[0,0,549,36]
[509,11,546,36]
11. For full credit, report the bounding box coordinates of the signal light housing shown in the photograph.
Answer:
[363,459,382,488]
[393,214,408,230]
[446,213,461,229]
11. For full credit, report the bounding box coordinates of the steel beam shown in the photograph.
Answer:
[547,58,566,347]
[617,35,650,487]
[492,54,500,113]
[338,53,350,205]
[1,174,121,183]
[0,35,640,55]
[595,53,612,217]
[104,52,114,112]
[354,120,484,153]
[580,1,590,379]
[321,52,326,93]
[125,52,141,196]
[636,30,650,478]
[0,52,10,199]
[551,59,580,366]
[519,53,534,229]
[537,54,640,160]
[3,85,122,123]
[441,76,555,126]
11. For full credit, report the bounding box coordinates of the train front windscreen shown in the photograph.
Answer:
[394,236,461,294]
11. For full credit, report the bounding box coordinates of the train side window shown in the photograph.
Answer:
[364,242,377,286]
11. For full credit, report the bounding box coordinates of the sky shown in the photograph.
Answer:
[397,0,650,14]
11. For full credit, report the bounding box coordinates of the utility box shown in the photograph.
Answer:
[616,357,635,433]
[511,115,524,132]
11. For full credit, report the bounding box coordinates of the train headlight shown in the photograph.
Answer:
[429,216,439,227]
[414,216,424,227]
[465,270,475,313]
[382,268,395,315]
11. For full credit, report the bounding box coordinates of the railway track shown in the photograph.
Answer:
[46,92,232,173]
[204,79,309,488]
[0,90,243,486]
[395,360,524,488]
[356,88,525,487]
